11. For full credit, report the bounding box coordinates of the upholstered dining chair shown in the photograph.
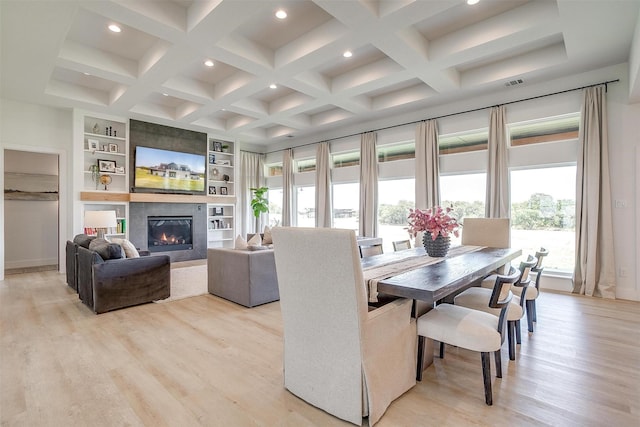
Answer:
[454,255,538,360]
[416,266,520,406]
[359,243,383,258]
[272,227,416,426]
[511,248,549,332]
[392,239,411,251]
[461,217,511,248]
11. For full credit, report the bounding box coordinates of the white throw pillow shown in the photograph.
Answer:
[247,233,262,246]
[235,235,248,250]
[263,226,273,244]
[107,237,140,258]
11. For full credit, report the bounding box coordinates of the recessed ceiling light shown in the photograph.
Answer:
[108,24,121,33]
[467,0,480,5]
[343,50,353,58]
[83,72,91,76]
[162,93,169,96]
[204,59,214,67]
[269,84,277,89]
[275,9,287,19]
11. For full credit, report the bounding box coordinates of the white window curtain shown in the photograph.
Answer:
[359,132,378,237]
[239,151,265,237]
[415,120,440,209]
[282,148,293,226]
[315,142,332,228]
[573,85,616,298]
[485,105,510,218]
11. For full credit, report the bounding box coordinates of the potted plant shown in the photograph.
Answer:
[250,187,269,230]
[407,206,461,257]
[222,144,230,153]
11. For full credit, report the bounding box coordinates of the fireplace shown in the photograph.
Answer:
[148,216,193,252]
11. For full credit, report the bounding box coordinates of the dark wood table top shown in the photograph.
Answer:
[365,246,522,305]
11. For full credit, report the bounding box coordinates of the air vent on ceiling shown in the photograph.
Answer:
[505,79,524,87]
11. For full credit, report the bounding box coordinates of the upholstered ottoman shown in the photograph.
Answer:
[207,248,279,307]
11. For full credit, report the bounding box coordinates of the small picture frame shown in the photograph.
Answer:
[98,159,116,173]
[87,138,99,150]
[208,153,216,164]
[209,186,216,195]
[108,143,118,153]
[220,186,228,195]
[218,160,231,166]
[213,141,222,152]
[114,166,125,174]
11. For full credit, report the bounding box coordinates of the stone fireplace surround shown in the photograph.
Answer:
[129,202,207,262]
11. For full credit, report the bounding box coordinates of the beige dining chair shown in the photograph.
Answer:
[461,217,511,248]
[454,255,537,360]
[416,266,520,406]
[359,243,383,258]
[272,227,416,426]
[392,239,411,251]
[512,248,548,332]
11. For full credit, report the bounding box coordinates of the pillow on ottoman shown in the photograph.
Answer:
[89,238,124,260]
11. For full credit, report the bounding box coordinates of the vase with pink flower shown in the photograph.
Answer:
[407,206,461,257]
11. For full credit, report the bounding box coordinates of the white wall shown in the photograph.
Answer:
[0,98,72,278]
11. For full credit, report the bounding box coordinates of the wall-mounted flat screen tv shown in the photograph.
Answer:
[134,146,206,194]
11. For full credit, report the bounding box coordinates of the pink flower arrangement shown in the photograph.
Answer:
[407,206,461,240]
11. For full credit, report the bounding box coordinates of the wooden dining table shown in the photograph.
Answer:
[362,246,522,306]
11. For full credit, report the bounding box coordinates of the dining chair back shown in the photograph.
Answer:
[272,227,416,426]
[359,243,383,258]
[461,218,511,248]
[392,240,411,252]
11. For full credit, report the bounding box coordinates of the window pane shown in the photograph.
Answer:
[510,166,576,272]
[296,186,315,227]
[439,130,488,155]
[510,114,579,147]
[268,188,283,227]
[333,151,360,168]
[377,179,415,253]
[266,163,282,177]
[332,183,359,232]
[378,141,415,163]
[440,173,486,246]
[296,158,316,173]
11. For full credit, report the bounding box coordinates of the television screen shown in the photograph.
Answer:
[134,146,206,194]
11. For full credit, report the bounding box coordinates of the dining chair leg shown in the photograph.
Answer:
[416,336,425,381]
[439,341,445,359]
[494,349,502,378]
[526,300,535,332]
[532,300,537,322]
[515,320,522,344]
[507,320,516,360]
[481,352,493,406]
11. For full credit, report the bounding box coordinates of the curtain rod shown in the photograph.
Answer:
[263,78,619,155]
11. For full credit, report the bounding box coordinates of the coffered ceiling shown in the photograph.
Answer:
[1,0,639,148]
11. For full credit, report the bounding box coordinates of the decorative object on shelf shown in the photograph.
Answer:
[213,141,222,152]
[222,174,230,182]
[89,164,100,189]
[222,144,229,153]
[99,174,112,190]
[407,206,461,257]
[92,123,100,133]
[220,186,228,195]
[102,144,108,151]
[218,159,231,166]
[209,153,216,164]
[108,143,118,153]
[84,210,117,238]
[98,159,116,172]
[211,167,219,178]
[114,166,125,174]
[209,186,216,195]
[87,139,99,150]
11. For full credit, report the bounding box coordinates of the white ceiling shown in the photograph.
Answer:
[2,0,639,148]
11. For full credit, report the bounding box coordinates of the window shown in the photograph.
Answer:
[332,151,359,168]
[296,158,316,173]
[266,163,283,177]
[377,179,415,253]
[510,166,576,273]
[332,183,359,232]
[439,129,488,155]
[440,173,487,246]
[378,141,415,163]
[268,188,283,227]
[295,186,315,227]
[509,114,579,147]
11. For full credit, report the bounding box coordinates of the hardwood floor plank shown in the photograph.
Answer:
[1,271,639,426]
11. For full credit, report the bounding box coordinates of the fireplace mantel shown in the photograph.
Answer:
[80,191,235,204]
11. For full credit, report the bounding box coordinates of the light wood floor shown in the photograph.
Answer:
[1,271,638,426]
